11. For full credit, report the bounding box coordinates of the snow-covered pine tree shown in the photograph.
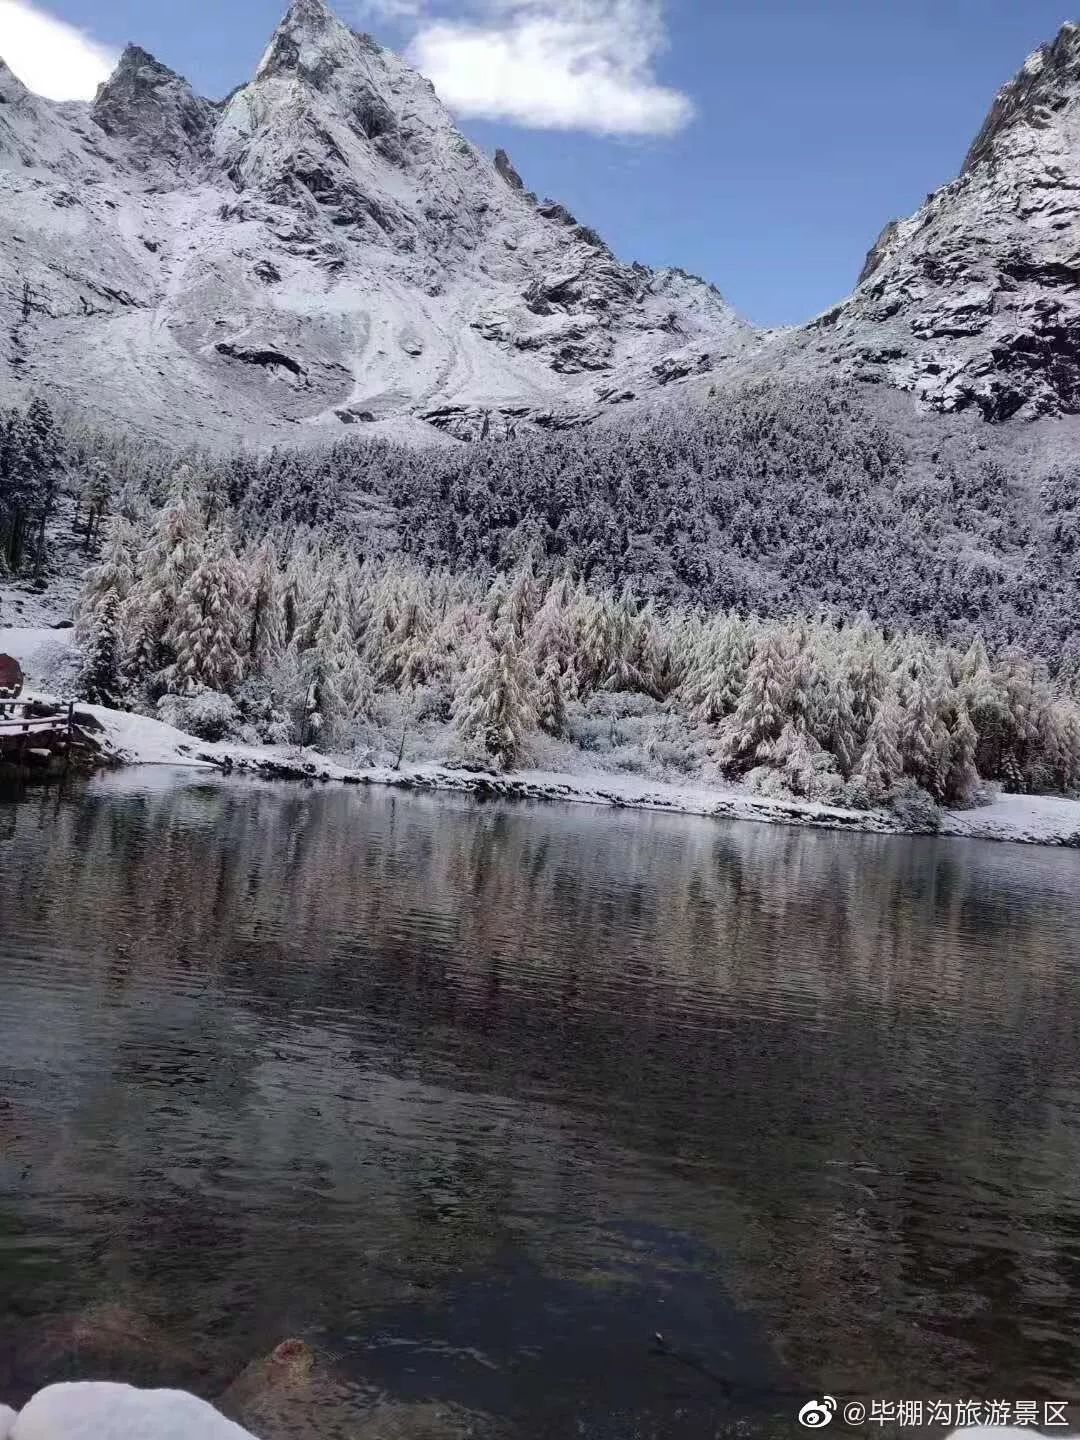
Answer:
[294,572,375,748]
[844,624,888,743]
[719,625,793,770]
[630,601,675,698]
[76,516,137,649]
[80,461,112,552]
[848,695,905,807]
[750,720,842,802]
[452,624,537,769]
[378,577,434,688]
[526,583,580,699]
[122,485,207,684]
[536,653,569,737]
[575,591,618,696]
[505,558,541,639]
[280,541,315,649]
[689,616,751,723]
[899,674,950,799]
[483,572,509,625]
[0,406,39,573]
[808,657,860,777]
[941,702,980,807]
[1039,700,1080,794]
[167,535,248,695]
[604,587,649,694]
[25,395,62,575]
[291,569,332,656]
[246,538,285,670]
[81,589,123,707]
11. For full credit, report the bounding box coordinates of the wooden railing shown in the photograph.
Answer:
[0,701,75,765]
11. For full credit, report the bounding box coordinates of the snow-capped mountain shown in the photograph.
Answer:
[0,0,751,445]
[1,1,1079,444]
[771,21,1080,421]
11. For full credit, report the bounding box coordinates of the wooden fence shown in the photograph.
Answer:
[0,699,77,770]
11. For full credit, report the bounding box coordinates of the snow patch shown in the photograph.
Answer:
[3,1381,257,1440]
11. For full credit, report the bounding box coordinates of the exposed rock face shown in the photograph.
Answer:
[91,45,217,176]
[781,21,1080,421]
[1,4,1079,440]
[0,0,750,446]
[493,148,524,191]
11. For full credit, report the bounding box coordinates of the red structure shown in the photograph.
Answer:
[0,654,23,700]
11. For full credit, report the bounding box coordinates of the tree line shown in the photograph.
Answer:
[16,381,1080,671]
[74,469,1080,812]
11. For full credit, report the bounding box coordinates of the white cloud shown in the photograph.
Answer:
[405,0,693,137]
[354,0,429,18]
[0,0,117,101]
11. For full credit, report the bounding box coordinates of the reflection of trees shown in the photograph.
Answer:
[1,777,1079,1402]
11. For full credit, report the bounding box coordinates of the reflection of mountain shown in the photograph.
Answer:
[2,778,1080,1410]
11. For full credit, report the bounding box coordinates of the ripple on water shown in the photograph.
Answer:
[1,777,1080,1431]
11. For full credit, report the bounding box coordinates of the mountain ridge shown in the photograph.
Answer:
[0,2,1078,443]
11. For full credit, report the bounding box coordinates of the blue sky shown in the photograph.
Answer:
[1,0,1074,325]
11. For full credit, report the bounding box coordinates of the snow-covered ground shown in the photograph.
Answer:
[5,623,1078,847]
[70,710,1080,849]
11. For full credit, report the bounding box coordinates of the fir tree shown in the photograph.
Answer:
[246,539,285,669]
[536,653,569,738]
[81,461,112,552]
[849,696,904,807]
[82,590,123,707]
[752,721,842,802]
[809,660,860,777]
[26,395,62,575]
[899,676,950,799]
[122,489,206,683]
[941,702,980,807]
[452,625,537,769]
[720,627,792,769]
[76,516,136,650]
[168,537,247,694]
[690,617,750,722]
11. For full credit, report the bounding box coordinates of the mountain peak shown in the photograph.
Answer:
[284,0,337,28]
[0,55,31,104]
[256,0,360,85]
[92,43,215,175]
[963,20,1080,173]
[110,43,177,79]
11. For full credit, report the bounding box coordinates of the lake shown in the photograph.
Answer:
[1,771,1079,1437]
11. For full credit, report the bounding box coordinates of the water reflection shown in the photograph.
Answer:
[1,772,1079,1432]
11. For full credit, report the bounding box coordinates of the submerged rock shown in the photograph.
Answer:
[13,1303,194,1390]
[218,1340,492,1440]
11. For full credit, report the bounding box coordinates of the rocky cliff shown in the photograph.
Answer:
[780,22,1080,421]
[0,0,750,445]
[1,3,1079,443]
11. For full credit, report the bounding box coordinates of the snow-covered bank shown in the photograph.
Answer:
[69,706,1080,848]
[260,758,1080,847]
[6,625,1079,847]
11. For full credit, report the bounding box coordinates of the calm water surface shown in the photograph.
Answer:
[1,771,1079,1436]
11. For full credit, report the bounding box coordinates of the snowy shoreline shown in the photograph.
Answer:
[78,701,1080,848]
[4,626,1079,848]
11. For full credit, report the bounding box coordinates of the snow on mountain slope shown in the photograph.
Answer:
[0,0,752,446]
[2,3,1079,444]
[768,21,1080,421]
